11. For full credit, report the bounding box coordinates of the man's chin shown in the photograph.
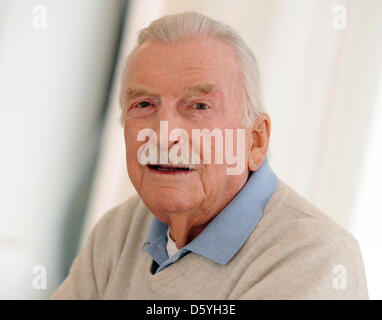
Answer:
[153,198,195,213]
[144,192,200,216]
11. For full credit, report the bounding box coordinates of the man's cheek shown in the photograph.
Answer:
[125,146,141,169]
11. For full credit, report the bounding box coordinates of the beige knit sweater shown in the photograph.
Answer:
[51,179,368,299]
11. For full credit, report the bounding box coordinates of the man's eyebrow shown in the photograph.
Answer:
[124,88,159,101]
[184,83,217,97]
[123,83,217,101]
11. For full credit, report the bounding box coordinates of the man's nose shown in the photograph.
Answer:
[154,105,184,149]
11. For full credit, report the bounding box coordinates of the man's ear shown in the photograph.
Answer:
[248,113,271,171]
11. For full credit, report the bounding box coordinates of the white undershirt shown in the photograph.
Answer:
[166,228,180,257]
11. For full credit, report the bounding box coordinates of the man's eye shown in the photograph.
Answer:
[137,101,152,108]
[192,103,209,110]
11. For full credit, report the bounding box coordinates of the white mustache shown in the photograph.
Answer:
[137,139,199,169]
[136,123,247,175]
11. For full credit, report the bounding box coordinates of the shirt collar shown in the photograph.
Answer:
[141,156,278,265]
[139,218,168,266]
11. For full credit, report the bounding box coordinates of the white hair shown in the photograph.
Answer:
[119,11,266,128]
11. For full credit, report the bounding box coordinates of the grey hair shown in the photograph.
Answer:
[119,11,266,128]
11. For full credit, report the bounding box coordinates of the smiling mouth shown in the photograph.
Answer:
[147,164,195,173]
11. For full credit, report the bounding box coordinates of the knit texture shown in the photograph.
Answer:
[51,179,368,299]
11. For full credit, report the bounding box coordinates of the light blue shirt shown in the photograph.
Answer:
[140,157,279,274]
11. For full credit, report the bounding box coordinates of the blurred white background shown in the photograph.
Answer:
[1,0,381,299]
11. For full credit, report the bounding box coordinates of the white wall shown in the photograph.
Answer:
[0,0,125,298]
[350,82,382,299]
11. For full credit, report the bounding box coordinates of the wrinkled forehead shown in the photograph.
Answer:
[125,37,243,96]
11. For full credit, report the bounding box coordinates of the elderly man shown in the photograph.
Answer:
[52,12,368,299]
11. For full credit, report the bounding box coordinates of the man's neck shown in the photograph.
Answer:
[167,211,212,248]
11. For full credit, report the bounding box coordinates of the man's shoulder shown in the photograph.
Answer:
[235,179,368,299]
[96,193,150,228]
[88,193,153,254]
[261,178,356,244]
[244,178,364,271]
[52,194,153,299]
